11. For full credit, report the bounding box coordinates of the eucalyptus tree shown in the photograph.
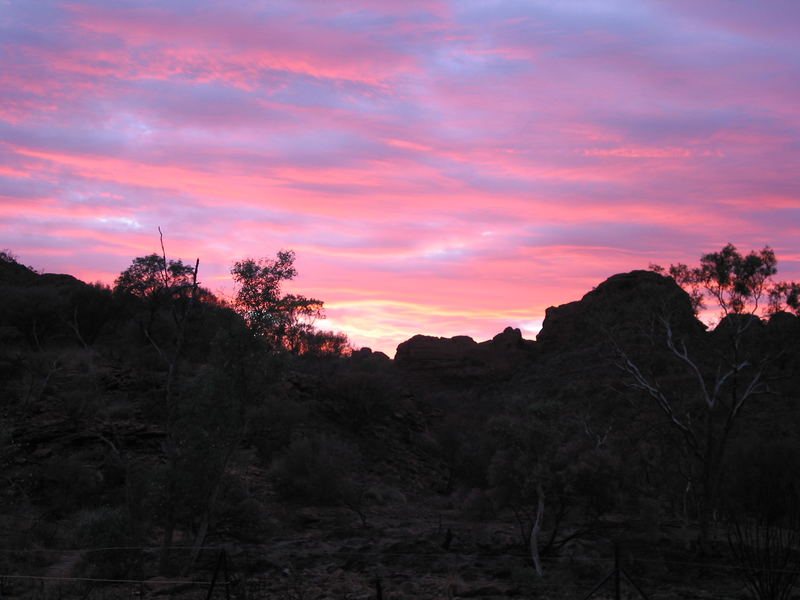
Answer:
[620,244,795,539]
[231,250,323,351]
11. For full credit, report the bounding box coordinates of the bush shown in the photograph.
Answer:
[248,396,308,465]
[70,507,143,579]
[39,455,101,515]
[269,434,361,505]
[325,370,401,432]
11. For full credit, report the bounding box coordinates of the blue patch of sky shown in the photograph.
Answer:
[0,120,128,156]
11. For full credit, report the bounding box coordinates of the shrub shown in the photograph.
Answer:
[70,507,143,579]
[269,434,361,506]
[248,396,308,465]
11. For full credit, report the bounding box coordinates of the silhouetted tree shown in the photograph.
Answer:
[231,250,323,351]
[114,253,196,301]
[488,399,620,576]
[651,244,778,317]
[114,249,199,340]
[111,234,204,574]
[769,281,800,315]
[287,328,351,357]
[620,244,793,541]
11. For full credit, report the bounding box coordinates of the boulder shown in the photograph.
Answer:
[487,326,525,349]
[351,347,391,363]
[537,270,702,350]
[767,310,800,337]
[394,328,536,382]
[395,334,478,368]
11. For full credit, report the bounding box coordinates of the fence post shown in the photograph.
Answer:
[580,542,649,600]
[206,550,227,600]
[223,550,230,600]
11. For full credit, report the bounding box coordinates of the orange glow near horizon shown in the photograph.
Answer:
[3,1,799,355]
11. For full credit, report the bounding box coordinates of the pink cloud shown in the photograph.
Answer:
[63,3,419,86]
[3,0,799,354]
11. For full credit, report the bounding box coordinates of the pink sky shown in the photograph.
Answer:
[2,0,799,355]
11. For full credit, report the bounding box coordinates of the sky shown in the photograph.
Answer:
[2,0,799,355]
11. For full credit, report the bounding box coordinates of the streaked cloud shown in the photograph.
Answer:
[3,0,798,354]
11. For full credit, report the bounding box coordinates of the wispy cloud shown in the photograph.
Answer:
[3,0,798,354]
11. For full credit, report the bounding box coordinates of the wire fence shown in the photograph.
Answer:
[0,546,230,600]
[0,541,796,599]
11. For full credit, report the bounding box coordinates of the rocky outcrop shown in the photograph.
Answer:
[0,256,85,288]
[395,334,479,368]
[487,326,527,350]
[768,310,800,332]
[536,270,702,349]
[394,327,536,382]
[350,346,392,363]
[392,272,700,380]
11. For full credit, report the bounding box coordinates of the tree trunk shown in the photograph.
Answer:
[183,439,238,575]
[159,509,176,575]
[530,484,545,577]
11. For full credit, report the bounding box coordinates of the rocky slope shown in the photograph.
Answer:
[1,261,799,599]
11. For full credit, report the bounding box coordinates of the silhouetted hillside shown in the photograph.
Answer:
[1,250,799,599]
